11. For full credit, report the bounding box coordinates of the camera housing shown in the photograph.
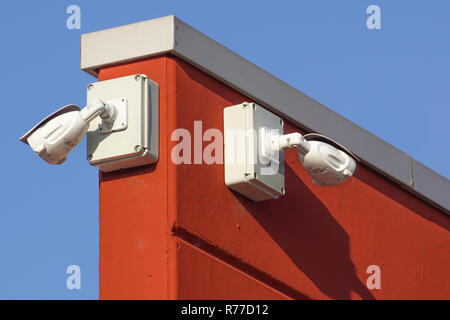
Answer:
[20,100,117,165]
[298,140,356,187]
[20,105,87,164]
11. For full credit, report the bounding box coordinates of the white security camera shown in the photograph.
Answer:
[20,99,118,165]
[271,131,357,186]
[297,139,356,186]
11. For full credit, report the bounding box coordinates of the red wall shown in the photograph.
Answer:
[97,55,450,300]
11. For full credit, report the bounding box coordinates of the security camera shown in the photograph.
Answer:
[297,140,356,186]
[273,132,357,186]
[19,99,118,165]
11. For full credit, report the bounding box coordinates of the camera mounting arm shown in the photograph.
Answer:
[80,99,117,123]
[276,132,311,155]
[259,129,311,165]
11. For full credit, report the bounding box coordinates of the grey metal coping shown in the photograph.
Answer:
[80,15,450,215]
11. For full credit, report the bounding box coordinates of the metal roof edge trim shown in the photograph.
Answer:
[80,16,450,215]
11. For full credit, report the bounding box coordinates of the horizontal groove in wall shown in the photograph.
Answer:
[172,225,311,300]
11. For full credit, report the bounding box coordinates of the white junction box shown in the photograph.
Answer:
[86,74,159,172]
[224,102,285,201]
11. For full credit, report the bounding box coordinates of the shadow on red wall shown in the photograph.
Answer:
[238,164,375,300]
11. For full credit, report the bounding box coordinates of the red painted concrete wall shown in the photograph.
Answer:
[97,55,450,300]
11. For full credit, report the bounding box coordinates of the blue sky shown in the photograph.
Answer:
[0,0,448,299]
